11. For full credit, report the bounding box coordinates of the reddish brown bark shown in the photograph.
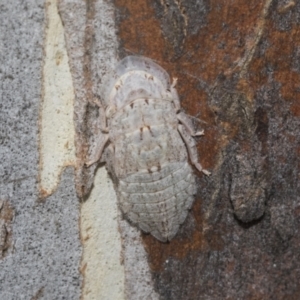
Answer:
[114,0,300,298]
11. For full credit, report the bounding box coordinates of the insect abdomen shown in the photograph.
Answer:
[118,162,196,242]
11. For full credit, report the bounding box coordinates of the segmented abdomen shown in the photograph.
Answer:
[118,162,196,242]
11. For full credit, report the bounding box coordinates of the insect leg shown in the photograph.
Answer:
[99,105,109,132]
[170,78,181,112]
[177,112,204,137]
[86,134,109,167]
[92,99,109,132]
[178,124,211,176]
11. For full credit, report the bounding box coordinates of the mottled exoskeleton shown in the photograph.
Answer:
[87,56,210,242]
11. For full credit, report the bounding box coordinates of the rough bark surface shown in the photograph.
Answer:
[113,0,300,299]
[1,0,299,299]
[0,1,82,299]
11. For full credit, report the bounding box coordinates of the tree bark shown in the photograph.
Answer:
[1,0,299,299]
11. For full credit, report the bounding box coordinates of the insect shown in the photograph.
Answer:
[87,56,210,242]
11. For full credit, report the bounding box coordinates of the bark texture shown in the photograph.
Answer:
[1,0,299,299]
[113,0,300,298]
[0,1,82,299]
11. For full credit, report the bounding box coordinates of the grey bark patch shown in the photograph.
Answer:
[0,1,81,298]
[59,0,118,200]
[151,0,210,57]
[272,0,300,31]
[271,205,296,241]
[229,153,268,223]
[0,169,82,300]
